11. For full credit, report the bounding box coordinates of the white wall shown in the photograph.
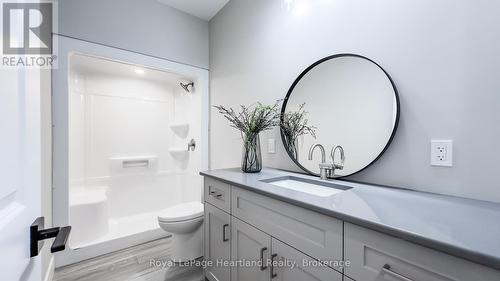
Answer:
[58,0,209,69]
[209,0,500,203]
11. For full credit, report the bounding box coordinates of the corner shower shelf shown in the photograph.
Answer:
[169,122,189,138]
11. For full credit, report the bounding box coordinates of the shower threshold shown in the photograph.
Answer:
[71,211,166,249]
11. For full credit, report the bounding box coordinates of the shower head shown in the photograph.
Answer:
[180,82,194,93]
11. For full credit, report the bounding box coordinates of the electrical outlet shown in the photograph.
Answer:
[431,140,453,167]
[267,139,276,154]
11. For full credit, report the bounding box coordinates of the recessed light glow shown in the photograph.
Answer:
[284,0,295,11]
[134,69,145,75]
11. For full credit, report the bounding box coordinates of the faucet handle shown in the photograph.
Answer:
[331,145,345,170]
[318,162,333,179]
[319,162,333,170]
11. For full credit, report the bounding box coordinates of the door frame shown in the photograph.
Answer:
[52,34,210,266]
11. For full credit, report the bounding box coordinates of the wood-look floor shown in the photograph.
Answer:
[54,237,204,281]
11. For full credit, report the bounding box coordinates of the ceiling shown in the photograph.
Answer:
[157,0,230,21]
[70,54,187,85]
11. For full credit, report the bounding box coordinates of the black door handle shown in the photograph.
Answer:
[51,226,71,253]
[30,217,72,257]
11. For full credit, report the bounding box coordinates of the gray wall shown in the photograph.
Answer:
[209,0,500,203]
[59,0,209,69]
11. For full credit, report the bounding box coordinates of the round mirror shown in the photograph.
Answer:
[281,54,399,178]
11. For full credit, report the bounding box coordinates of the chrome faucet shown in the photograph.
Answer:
[331,145,345,176]
[308,144,333,180]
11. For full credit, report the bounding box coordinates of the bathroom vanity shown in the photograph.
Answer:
[201,168,500,281]
[203,54,500,280]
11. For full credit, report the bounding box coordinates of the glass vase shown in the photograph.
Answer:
[291,139,299,161]
[241,133,262,173]
[284,135,299,161]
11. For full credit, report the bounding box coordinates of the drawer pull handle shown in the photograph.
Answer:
[270,253,278,279]
[222,224,229,242]
[209,190,223,199]
[382,264,414,281]
[260,247,268,271]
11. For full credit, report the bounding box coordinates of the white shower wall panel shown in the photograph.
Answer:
[68,63,203,247]
[68,73,86,183]
[70,74,177,181]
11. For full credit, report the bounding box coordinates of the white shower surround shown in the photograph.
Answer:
[53,35,209,267]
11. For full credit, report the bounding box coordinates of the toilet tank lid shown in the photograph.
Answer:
[158,201,204,222]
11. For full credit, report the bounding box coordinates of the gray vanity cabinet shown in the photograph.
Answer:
[271,238,342,281]
[204,176,500,281]
[229,216,342,281]
[231,217,271,281]
[344,223,500,281]
[204,203,231,281]
[204,178,344,281]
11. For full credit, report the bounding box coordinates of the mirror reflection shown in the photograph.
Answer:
[281,54,399,178]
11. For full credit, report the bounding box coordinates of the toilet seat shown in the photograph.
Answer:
[158,201,203,222]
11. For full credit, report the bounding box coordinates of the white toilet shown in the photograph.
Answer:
[158,201,204,261]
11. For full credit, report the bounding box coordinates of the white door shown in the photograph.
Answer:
[0,66,43,281]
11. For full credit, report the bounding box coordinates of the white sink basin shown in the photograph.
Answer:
[262,176,351,197]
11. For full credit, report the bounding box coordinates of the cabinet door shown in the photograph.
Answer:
[344,223,500,281]
[271,238,342,281]
[231,217,271,281]
[205,203,231,281]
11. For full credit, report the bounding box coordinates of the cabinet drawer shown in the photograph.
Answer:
[232,187,343,269]
[272,238,342,281]
[204,177,231,213]
[344,223,500,281]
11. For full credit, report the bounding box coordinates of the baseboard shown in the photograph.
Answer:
[44,257,55,281]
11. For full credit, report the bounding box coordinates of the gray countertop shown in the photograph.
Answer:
[200,168,500,270]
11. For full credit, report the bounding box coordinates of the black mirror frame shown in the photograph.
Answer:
[280,53,401,179]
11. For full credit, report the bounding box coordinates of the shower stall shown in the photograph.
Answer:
[53,36,209,266]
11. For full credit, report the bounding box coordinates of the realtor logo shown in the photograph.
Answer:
[2,2,52,55]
